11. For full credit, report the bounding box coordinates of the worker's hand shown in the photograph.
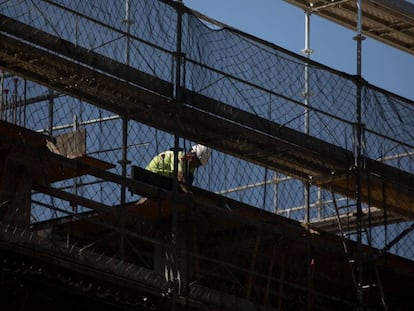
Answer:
[177,172,185,183]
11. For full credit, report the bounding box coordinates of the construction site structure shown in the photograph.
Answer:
[0,0,414,310]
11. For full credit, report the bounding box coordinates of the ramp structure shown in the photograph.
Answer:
[0,0,413,310]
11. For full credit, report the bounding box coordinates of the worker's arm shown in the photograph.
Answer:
[175,152,186,183]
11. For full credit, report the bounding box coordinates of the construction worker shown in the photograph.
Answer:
[145,145,211,295]
[145,144,211,185]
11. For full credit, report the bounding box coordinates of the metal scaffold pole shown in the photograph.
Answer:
[301,6,313,227]
[119,115,129,259]
[353,0,365,308]
[123,0,133,65]
[171,1,184,309]
[301,8,314,309]
[118,0,133,260]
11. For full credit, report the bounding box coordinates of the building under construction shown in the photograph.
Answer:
[1,0,414,310]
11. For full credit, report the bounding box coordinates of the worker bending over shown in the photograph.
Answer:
[146,144,211,185]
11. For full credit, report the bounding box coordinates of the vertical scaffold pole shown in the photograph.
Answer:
[171,1,184,309]
[301,7,313,226]
[48,89,54,139]
[123,0,133,65]
[353,0,365,309]
[118,0,133,260]
[119,115,129,259]
[72,115,79,213]
[301,8,314,309]
[12,78,18,124]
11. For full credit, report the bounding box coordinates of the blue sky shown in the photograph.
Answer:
[183,0,414,101]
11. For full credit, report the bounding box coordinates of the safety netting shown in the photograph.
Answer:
[1,0,414,261]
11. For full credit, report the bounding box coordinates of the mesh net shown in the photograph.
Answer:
[1,0,414,296]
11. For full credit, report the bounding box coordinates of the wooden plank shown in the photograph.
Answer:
[310,207,405,233]
[0,33,171,117]
[34,184,111,213]
[0,120,48,147]
[0,121,115,184]
[326,170,414,219]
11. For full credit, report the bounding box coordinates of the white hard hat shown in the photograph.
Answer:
[191,144,211,166]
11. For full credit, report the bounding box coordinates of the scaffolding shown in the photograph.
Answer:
[0,0,414,310]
